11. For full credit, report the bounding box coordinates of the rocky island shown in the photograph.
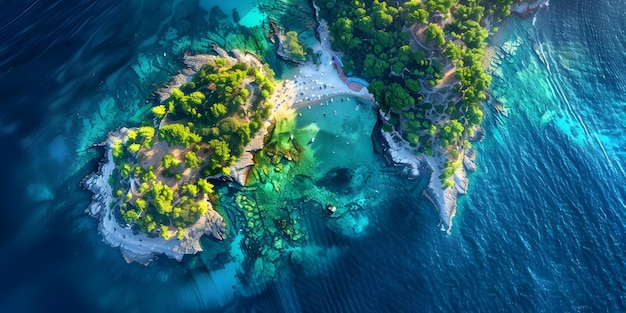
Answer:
[83,49,280,264]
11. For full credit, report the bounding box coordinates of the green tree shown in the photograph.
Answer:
[127,143,141,154]
[121,163,132,178]
[440,119,464,147]
[405,79,421,93]
[135,198,147,211]
[112,140,124,161]
[363,53,390,78]
[372,0,395,29]
[209,139,232,170]
[161,153,179,169]
[197,179,214,194]
[356,16,374,35]
[330,17,356,50]
[152,105,167,119]
[177,226,185,241]
[184,151,201,169]
[443,42,463,62]
[146,219,157,232]
[127,130,137,142]
[182,184,199,197]
[378,83,415,113]
[467,105,483,125]
[210,103,227,119]
[160,224,172,240]
[139,182,150,194]
[159,124,201,147]
[407,8,429,25]
[151,181,174,215]
[137,126,155,148]
[217,117,239,135]
[124,210,139,223]
[141,167,156,182]
[424,23,445,47]
[285,31,307,62]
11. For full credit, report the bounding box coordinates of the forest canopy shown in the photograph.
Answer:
[320,0,513,187]
[109,55,276,238]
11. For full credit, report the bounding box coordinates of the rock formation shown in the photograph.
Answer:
[511,0,550,17]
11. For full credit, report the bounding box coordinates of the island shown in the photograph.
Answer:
[83,0,548,268]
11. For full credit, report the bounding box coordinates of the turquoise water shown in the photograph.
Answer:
[199,0,267,27]
[1,0,625,312]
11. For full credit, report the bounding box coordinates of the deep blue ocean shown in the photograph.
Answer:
[1,0,625,312]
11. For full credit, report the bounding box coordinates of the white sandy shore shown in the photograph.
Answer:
[276,20,372,111]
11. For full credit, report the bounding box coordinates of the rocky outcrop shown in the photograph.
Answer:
[511,0,550,17]
[380,129,420,179]
[379,126,474,232]
[228,124,268,185]
[421,155,468,232]
[154,53,215,103]
[270,21,307,65]
[463,148,477,173]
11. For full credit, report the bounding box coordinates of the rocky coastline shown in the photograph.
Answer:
[379,125,476,232]
[372,1,546,231]
[511,0,550,17]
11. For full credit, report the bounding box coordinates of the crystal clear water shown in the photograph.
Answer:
[1,0,625,312]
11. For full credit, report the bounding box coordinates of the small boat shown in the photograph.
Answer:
[310,137,315,143]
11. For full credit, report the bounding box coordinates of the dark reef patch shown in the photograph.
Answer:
[316,167,354,194]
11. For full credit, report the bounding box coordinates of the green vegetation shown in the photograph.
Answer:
[320,0,513,188]
[424,23,445,47]
[184,151,201,169]
[284,31,307,62]
[159,124,202,147]
[109,55,276,238]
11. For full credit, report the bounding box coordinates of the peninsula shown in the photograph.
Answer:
[317,0,548,231]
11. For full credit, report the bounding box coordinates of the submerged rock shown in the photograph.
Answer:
[316,167,354,194]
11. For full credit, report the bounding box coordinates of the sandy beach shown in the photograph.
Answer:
[269,20,373,115]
